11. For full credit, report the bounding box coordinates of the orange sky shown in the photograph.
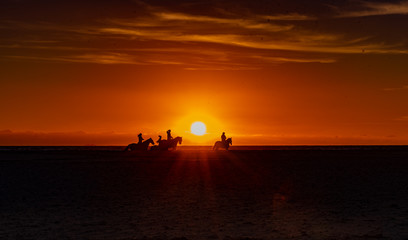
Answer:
[1,0,408,145]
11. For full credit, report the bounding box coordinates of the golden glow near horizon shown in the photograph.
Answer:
[191,121,207,136]
[170,112,226,144]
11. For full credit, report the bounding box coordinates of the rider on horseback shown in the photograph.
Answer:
[167,129,173,141]
[138,133,144,144]
[221,132,226,143]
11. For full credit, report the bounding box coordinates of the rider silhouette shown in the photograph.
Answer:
[221,132,226,142]
[138,133,144,144]
[167,129,173,141]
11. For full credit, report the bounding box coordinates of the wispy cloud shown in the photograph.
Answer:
[0,44,94,51]
[0,129,139,146]
[154,12,294,32]
[339,1,408,18]
[252,56,336,64]
[384,85,408,91]
[2,1,408,69]
[4,48,236,69]
[6,53,144,65]
[259,14,316,21]
[97,26,406,54]
[395,116,408,121]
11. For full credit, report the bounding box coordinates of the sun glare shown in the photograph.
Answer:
[173,112,224,144]
[191,121,206,136]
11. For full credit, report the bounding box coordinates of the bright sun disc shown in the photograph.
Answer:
[191,121,206,136]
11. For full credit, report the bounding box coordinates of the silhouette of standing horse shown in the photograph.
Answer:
[213,138,232,150]
[151,136,182,150]
[124,138,155,151]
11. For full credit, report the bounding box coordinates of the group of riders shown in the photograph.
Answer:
[125,130,232,151]
[137,129,174,145]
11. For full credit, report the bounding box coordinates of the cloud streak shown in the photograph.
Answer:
[2,1,408,69]
[6,53,144,65]
[154,12,295,32]
[97,25,407,55]
[252,56,336,64]
[0,129,138,146]
[384,85,408,91]
[339,1,408,18]
[396,116,408,121]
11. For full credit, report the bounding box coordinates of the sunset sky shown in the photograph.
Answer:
[1,0,408,145]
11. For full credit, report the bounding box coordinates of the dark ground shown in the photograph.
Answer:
[1,148,408,239]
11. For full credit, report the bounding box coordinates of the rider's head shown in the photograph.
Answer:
[167,130,171,133]
[138,133,142,136]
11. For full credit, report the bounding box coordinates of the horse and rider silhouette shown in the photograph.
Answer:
[213,132,232,150]
[124,130,182,151]
[151,136,182,150]
[124,137,155,151]
[125,130,231,151]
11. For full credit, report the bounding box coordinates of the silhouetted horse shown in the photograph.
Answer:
[213,137,232,150]
[151,136,182,150]
[124,138,155,151]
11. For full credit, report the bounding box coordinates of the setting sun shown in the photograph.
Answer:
[191,121,206,136]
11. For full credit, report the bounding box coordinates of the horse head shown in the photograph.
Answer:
[177,136,182,144]
[227,138,232,145]
[147,138,154,145]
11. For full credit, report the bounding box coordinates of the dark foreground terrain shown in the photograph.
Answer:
[1,147,408,239]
